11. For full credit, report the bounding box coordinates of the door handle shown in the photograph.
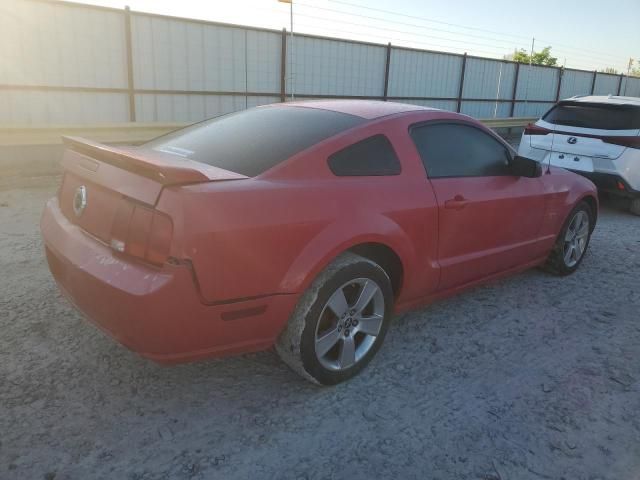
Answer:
[444,195,469,210]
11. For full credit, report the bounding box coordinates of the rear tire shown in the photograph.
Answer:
[275,253,394,385]
[630,198,640,216]
[543,201,593,276]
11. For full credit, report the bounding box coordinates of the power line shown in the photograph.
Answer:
[267,2,624,71]
[290,10,528,53]
[306,0,627,66]
[325,0,532,41]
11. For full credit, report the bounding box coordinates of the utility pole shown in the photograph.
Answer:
[278,0,294,99]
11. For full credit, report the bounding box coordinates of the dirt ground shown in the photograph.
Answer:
[1,175,639,480]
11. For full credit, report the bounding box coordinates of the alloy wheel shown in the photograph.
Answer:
[563,210,590,268]
[314,278,385,371]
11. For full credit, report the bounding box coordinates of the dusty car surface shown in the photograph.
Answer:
[41,100,598,384]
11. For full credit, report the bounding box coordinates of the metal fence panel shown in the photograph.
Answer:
[513,101,554,117]
[131,14,247,92]
[388,49,462,98]
[246,30,282,94]
[621,77,640,97]
[134,94,281,122]
[399,99,457,111]
[0,90,129,123]
[287,36,386,96]
[593,73,619,95]
[0,0,127,88]
[463,58,515,100]
[516,65,558,101]
[461,101,511,118]
[559,69,593,99]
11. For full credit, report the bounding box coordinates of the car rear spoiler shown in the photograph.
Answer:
[62,136,248,185]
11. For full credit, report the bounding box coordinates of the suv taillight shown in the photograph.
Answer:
[110,199,173,266]
[524,124,551,136]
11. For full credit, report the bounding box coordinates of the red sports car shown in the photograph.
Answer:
[41,100,598,384]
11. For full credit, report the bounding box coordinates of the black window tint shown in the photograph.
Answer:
[144,106,364,177]
[328,135,401,176]
[543,102,640,130]
[410,123,511,178]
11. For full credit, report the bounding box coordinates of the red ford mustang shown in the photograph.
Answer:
[41,100,597,384]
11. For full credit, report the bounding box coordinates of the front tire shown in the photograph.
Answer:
[544,201,593,276]
[276,253,394,385]
[629,198,640,216]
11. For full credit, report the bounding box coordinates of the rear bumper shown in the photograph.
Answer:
[41,197,299,363]
[564,170,640,199]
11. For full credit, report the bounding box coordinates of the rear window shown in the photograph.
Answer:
[144,106,364,177]
[543,102,640,130]
[328,135,401,176]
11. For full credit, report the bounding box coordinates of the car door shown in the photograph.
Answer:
[410,121,546,291]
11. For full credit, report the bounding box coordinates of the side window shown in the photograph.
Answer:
[328,135,401,176]
[410,123,511,178]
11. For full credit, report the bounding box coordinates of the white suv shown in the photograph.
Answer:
[518,95,640,215]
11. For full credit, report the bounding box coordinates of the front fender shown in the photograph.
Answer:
[279,213,417,297]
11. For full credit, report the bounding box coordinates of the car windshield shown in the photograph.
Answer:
[542,102,640,130]
[144,106,364,177]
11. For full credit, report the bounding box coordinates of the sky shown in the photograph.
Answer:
[72,0,639,73]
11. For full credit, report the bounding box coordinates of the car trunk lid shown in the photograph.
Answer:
[58,136,247,246]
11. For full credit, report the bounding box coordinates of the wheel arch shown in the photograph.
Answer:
[580,194,598,231]
[346,242,404,298]
[278,216,416,301]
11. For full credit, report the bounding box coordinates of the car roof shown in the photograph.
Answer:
[561,95,640,106]
[274,99,437,119]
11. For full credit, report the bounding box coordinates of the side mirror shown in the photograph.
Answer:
[511,155,543,178]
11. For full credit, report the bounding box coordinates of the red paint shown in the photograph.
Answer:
[41,102,598,363]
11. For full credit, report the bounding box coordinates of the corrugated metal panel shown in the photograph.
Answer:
[246,96,280,108]
[462,59,515,100]
[0,90,129,123]
[461,101,511,118]
[559,70,593,99]
[135,94,249,122]
[516,65,558,101]
[593,73,619,95]
[246,31,282,93]
[287,36,386,96]
[621,77,640,97]
[388,49,462,98]
[131,15,247,92]
[0,0,127,88]
[398,99,457,111]
[513,102,554,118]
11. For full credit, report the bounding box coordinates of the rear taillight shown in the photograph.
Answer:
[524,124,551,136]
[602,135,640,149]
[109,198,173,266]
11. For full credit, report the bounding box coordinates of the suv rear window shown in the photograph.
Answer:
[144,106,364,177]
[543,102,640,130]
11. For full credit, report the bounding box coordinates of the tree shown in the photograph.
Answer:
[599,67,619,74]
[510,46,558,66]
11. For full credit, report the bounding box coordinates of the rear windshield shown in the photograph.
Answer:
[144,106,364,177]
[543,102,640,130]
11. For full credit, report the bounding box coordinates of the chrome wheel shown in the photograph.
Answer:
[314,278,385,371]
[563,210,590,267]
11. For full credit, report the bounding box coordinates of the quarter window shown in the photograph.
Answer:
[410,123,511,178]
[328,135,401,176]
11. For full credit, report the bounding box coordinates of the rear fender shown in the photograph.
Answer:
[279,213,416,299]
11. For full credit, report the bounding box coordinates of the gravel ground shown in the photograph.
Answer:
[1,175,639,480]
